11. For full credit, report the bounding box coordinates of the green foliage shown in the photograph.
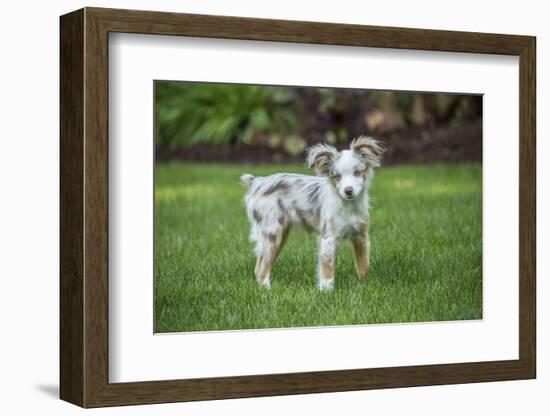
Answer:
[155,163,482,332]
[155,82,482,154]
[155,82,298,147]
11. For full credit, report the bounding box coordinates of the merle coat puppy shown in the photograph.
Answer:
[241,136,384,290]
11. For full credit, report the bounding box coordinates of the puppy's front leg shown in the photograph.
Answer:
[318,235,337,291]
[351,223,369,280]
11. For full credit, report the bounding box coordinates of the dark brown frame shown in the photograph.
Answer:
[60,7,536,408]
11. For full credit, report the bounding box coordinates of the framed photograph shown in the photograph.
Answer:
[60,7,536,408]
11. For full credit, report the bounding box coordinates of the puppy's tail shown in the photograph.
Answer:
[240,174,255,189]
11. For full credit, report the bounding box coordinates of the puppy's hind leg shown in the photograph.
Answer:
[255,227,286,288]
[255,256,263,276]
[256,253,273,288]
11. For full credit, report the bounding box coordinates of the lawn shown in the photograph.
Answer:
[154,162,482,333]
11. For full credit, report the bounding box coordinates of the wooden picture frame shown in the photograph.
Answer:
[60,7,536,408]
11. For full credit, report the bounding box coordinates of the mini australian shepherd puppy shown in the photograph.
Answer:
[241,136,384,290]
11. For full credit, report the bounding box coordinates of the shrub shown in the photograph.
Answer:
[155,82,298,147]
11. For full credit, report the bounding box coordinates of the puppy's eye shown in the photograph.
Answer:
[353,169,362,177]
[333,174,341,182]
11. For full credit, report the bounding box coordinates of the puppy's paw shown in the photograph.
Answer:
[318,278,334,291]
[356,270,369,280]
[258,277,271,289]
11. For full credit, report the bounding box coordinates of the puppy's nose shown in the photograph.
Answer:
[344,187,353,197]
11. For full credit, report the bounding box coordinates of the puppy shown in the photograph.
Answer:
[241,136,383,290]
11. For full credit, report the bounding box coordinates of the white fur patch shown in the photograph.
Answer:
[318,277,334,291]
[260,274,271,289]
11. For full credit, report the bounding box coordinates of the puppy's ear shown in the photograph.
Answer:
[350,136,384,167]
[306,144,339,176]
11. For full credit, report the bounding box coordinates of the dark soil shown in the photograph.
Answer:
[156,118,482,166]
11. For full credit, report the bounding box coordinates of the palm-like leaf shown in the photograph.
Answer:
[155,82,296,147]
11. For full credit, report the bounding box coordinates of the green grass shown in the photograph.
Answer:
[155,162,482,333]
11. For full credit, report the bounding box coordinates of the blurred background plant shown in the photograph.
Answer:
[155,83,298,146]
[155,81,482,165]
